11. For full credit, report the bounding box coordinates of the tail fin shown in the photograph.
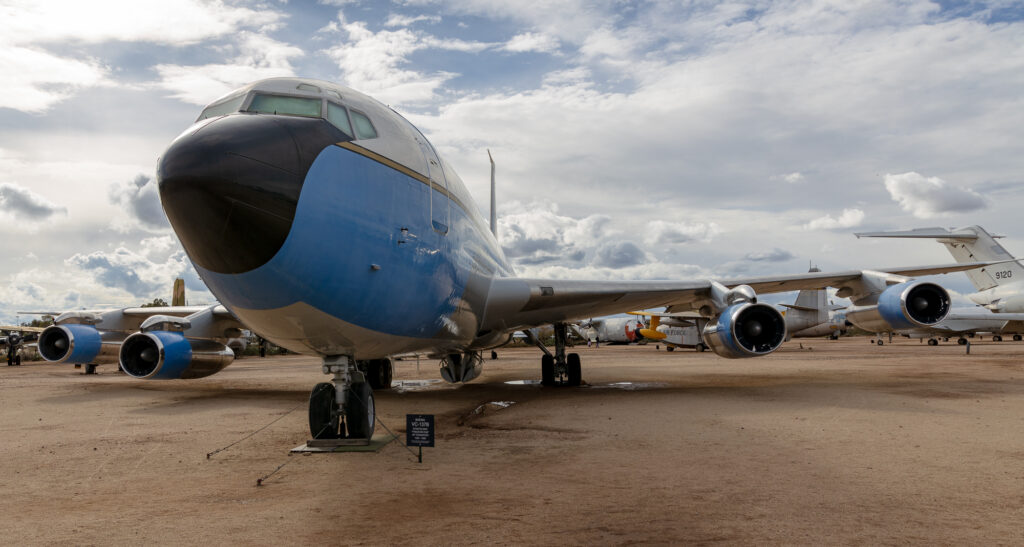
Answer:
[856,225,1022,291]
[781,266,828,324]
[172,278,186,306]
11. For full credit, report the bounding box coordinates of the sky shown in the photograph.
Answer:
[1,0,1023,324]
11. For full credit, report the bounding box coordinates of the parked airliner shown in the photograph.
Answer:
[35,78,993,440]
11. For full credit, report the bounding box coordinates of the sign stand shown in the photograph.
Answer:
[406,414,434,463]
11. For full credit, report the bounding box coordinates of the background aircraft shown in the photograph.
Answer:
[37,77,994,441]
[856,225,1024,312]
[0,325,45,366]
[632,278,848,352]
[578,317,647,345]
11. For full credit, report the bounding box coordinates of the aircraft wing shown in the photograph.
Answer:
[481,261,997,331]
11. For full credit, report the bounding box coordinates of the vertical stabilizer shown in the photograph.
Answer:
[792,266,828,324]
[172,278,186,306]
[488,149,496,238]
[856,225,1022,291]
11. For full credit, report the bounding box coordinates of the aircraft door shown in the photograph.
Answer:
[413,133,449,235]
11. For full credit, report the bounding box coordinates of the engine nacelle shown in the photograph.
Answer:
[439,351,483,383]
[119,331,234,380]
[37,324,124,364]
[702,302,787,358]
[845,281,950,332]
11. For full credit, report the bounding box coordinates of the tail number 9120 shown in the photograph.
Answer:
[995,270,1013,279]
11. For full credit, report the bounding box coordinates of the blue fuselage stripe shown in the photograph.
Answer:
[196,144,510,339]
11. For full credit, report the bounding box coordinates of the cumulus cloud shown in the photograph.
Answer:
[804,209,865,231]
[65,245,211,302]
[108,174,169,231]
[0,183,67,222]
[153,33,303,105]
[593,241,648,269]
[744,248,795,262]
[644,220,719,246]
[503,32,560,53]
[883,172,988,219]
[1,1,284,112]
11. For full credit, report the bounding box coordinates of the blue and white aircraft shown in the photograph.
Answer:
[35,78,993,440]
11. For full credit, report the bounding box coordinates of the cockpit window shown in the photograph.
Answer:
[351,110,378,139]
[325,102,353,137]
[197,93,246,121]
[247,94,322,118]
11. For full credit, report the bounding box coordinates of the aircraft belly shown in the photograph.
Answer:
[193,144,495,350]
[230,302,452,358]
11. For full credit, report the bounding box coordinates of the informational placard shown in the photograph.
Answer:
[406,414,435,448]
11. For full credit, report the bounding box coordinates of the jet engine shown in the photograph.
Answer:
[439,351,483,383]
[845,281,950,332]
[702,302,787,358]
[119,331,234,380]
[37,324,123,364]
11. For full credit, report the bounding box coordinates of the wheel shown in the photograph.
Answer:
[695,343,706,352]
[85,364,96,374]
[541,354,555,386]
[994,335,1003,342]
[345,382,375,439]
[15,355,22,366]
[491,350,498,360]
[876,339,883,346]
[666,346,675,352]
[957,338,967,345]
[566,353,582,387]
[927,339,938,346]
[1015,335,1023,342]
[364,359,393,390]
[309,382,340,439]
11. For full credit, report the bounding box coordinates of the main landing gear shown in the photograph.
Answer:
[540,323,582,387]
[927,338,938,346]
[308,356,377,440]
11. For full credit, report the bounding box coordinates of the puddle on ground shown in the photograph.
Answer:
[391,379,457,393]
[504,379,542,385]
[585,381,669,391]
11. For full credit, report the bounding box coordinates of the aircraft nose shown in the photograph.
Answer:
[157,114,346,274]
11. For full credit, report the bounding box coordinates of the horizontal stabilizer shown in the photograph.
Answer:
[779,304,817,312]
[855,227,994,240]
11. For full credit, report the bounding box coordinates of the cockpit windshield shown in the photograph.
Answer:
[247,94,322,118]
[197,93,246,121]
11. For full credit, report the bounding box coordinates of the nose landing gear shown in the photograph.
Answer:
[308,356,375,440]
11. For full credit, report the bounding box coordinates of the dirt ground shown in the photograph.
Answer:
[2,337,1024,545]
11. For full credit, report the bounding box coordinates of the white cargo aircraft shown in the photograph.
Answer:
[34,78,997,440]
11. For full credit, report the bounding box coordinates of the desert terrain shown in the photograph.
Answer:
[2,337,1023,545]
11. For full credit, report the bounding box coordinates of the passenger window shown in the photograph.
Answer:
[326,102,353,137]
[351,110,378,139]
[248,94,322,118]
[197,93,246,120]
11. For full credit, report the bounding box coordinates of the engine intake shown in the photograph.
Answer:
[37,324,123,364]
[846,281,951,332]
[119,331,234,380]
[702,303,787,358]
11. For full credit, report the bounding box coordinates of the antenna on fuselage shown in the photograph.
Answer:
[488,149,497,238]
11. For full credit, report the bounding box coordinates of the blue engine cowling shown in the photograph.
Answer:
[119,331,234,380]
[846,281,951,332]
[702,302,787,358]
[37,324,123,364]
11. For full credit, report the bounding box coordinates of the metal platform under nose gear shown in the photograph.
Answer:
[307,355,376,441]
[541,323,582,387]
